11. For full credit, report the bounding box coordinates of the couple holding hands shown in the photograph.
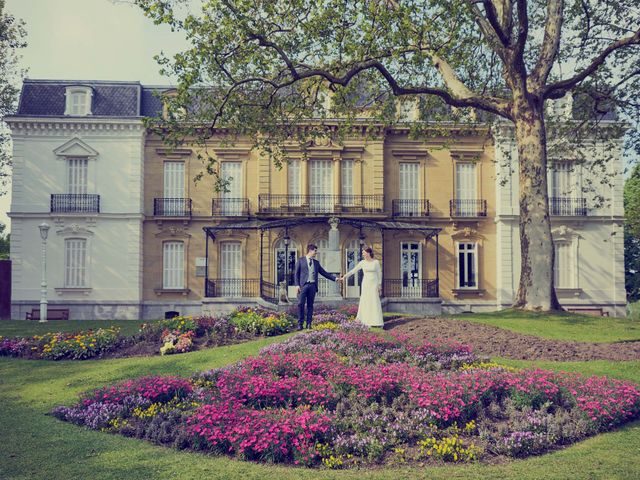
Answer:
[294,243,384,330]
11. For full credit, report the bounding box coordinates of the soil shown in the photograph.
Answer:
[385,316,640,362]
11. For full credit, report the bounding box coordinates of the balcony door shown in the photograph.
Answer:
[309,160,333,212]
[400,242,422,297]
[220,162,243,215]
[163,161,185,215]
[220,241,242,297]
[455,163,477,216]
[399,162,420,215]
[288,160,301,206]
[344,239,362,298]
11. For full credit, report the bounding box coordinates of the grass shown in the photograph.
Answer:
[453,308,640,343]
[2,317,640,479]
[0,320,157,338]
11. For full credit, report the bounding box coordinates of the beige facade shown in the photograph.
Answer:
[142,124,497,317]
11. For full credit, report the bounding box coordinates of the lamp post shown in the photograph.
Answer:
[38,222,50,323]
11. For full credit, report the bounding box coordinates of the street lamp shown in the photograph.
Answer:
[38,222,50,323]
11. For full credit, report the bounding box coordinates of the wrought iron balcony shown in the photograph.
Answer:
[450,199,487,217]
[205,278,260,298]
[50,194,100,213]
[154,198,192,217]
[383,278,439,298]
[211,198,250,216]
[550,197,587,216]
[258,194,385,215]
[392,199,430,217]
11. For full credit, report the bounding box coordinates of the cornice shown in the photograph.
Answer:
[5,116,145,136]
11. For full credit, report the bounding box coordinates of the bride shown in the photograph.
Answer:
[340,247,384,327]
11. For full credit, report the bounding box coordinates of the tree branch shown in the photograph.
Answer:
[544,29,640,98]
[482,0,510,46]
[529,0,564,91]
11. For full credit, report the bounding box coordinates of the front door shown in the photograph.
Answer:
[220,241,242,297]
[401,242,422,297]
[220,162,242,215]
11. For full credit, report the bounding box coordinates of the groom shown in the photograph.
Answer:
[294,243,340,330]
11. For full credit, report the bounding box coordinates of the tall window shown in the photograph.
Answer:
[455,163,477,216]
[554,242,576,288]
[220,162,243,215]
[399,162,420,215]
[550,162,574,198]
[163,241,184,289]
[288,159,301,206]
[220,241,242,297]
[163,161,185,215]
[341,160,354,205]
[457,242,478,288]
[67,158,88,194]
[64,238,87,288]
[344,239,362,298]
[309,160,333,212]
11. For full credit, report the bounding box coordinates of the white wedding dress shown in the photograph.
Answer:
[343,259,384,327]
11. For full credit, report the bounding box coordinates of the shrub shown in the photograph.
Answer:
[229,308,294,336]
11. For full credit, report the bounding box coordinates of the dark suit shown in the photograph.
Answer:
[294,256,337,328]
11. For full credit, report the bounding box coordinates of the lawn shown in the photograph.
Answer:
[0,319,156,338]
[1,315,640,480]
[454,306,640,343]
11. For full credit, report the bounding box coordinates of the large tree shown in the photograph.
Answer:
[0,0,27,196]
[137,0,640,311]
[625,164,640,302]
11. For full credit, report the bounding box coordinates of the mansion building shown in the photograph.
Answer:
[5,79,627,319]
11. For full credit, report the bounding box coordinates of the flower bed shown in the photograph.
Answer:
[1,309,297,361]
[51,326,640,467]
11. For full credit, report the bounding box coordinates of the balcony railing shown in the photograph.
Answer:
[154,198,192,217]
[212,198,249,216]
[392,199,430,217]
[258,194,384,215]
[550,197,587,216]
[205,278,260,298]
[383,278,439,298]
[450,199,487,217]
[50,194,100,213]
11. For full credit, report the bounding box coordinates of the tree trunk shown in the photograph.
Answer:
[512,99,562,311]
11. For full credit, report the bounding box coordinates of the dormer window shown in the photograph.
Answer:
[65,86,93,116]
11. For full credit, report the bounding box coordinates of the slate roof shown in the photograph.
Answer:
[15,79,171,118]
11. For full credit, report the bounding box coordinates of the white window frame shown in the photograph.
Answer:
[64,86,93,116]
[554,240,578,289]
[288,159,301,206]
[399,162,420,215]
[220,161,243,215]
[64,238,89,288]
[400,241,422,297]
[341,160,354,205]
[456,242,479,289]
[455,162,478,217]
[274,238,299,297]
[219,241,243,297]
[66,157,89,194]
[163,241,185,289]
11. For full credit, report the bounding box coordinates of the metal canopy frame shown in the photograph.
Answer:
[203,217,441,302]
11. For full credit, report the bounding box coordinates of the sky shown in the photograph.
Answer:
[1,0,190,231]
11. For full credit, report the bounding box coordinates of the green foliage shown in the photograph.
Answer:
[625,164,640,300]
[0,0,27,196]
[0,222,9,259]
[229,308,294,336]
